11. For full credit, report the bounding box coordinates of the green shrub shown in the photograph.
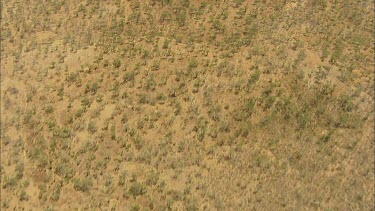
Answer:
[55,163,75,180]
[73,178,93,192]
[51,185,61,201]
[151,61,160,71]
[121,113,129,124]
[113,58,122,68]
[248,70,260,86]
[45,105,54,114]
[118,171,127,186]
[129,182,146,198]
[188,59,199,70]
[130,205,140,211]
[53,127,72,139]
[338,94,355,112]
[176,9,187,27]
[3,176,18,189]
[15,163,24,180]
[19,190,29,201]
[124,71,136,83]
[85,81,99,95]
[88,121,97,133]
[138,94,150,104]
[38,184,47,201]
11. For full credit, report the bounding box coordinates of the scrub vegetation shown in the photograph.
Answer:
[1,0,374,210]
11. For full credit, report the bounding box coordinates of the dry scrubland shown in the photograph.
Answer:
[1,0,374,210]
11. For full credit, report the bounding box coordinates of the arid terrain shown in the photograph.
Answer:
[1,0,374,210]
